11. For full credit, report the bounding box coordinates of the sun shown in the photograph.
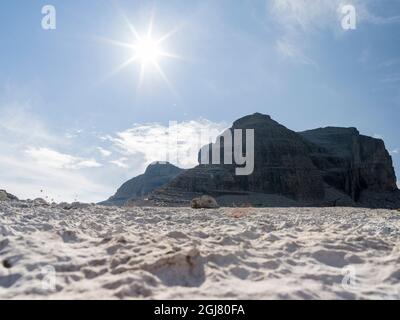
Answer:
[133,36,162,65]
[97,12,181,92]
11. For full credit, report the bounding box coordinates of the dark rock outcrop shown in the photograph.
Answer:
[191,196,219,209]
[160,113,325,202]
[150,113,399,208]
[299,127,398,206]
[105,113,399,209]
[151,113,328,206]
[100,162,184,206]
[0,190,18,202]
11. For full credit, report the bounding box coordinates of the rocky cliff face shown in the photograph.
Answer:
[151,113,399,208]
[299,127,398,202]
[165,113,325,201]
[100,162,183,206]
[105,113,399,208]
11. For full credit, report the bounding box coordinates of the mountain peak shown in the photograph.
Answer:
[100,161,184,206]
[232,113,284,130]
[145,161,182,176]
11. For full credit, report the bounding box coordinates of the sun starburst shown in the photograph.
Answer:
[98,12,181,92]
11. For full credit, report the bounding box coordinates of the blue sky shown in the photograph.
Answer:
[0,0,400,202]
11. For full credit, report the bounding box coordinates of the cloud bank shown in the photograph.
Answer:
[107,119,227,169]
[0,102,227,202]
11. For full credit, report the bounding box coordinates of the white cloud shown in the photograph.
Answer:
[268,0,340,33]
[107,119,227,169]
[390,149,399,155]
[110,158,129,169]
[373,133,384,139]
[0,103,111,202]
[0,99,228,202]
[268,0,400,65]
[97,147,112,157]
[65,129,84,140]
[362,10,400,25]
[267,0,342,66]
[276,38,317,66]
[74,159,103,168]
[0,151,109,203]
[25,147,102,170]
[0,103,57,144]
[269,0,400,32]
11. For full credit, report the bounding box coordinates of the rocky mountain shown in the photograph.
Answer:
[299,127,398,201]
[149,113,399,208]
[104,113,399,208]
[100,162,184,206]
[152,113,325,203]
